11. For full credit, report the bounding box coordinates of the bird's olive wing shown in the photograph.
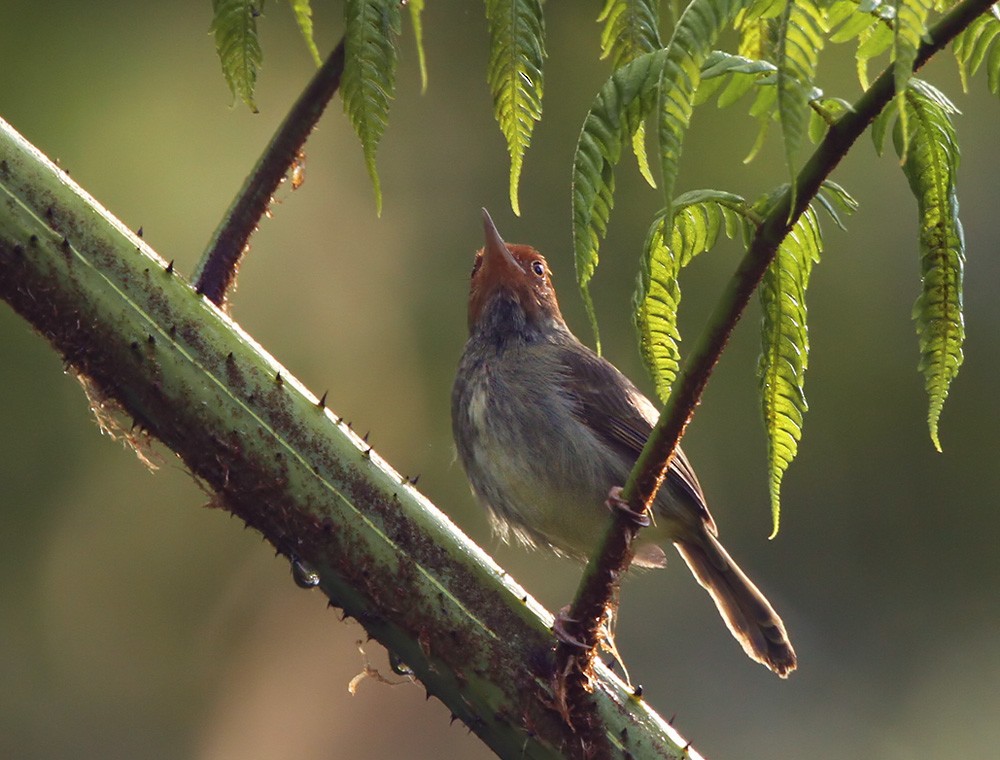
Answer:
[556,343,716,532]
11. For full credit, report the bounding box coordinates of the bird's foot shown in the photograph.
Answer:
[552,605,589,650]
[605,486,652,527]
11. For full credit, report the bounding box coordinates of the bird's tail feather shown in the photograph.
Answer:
[674,533,796,677]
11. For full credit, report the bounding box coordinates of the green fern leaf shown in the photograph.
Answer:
[814,179,860,231]
[871,97,899,155]
[892,0,934,157]
[758,204,823,538]
[289,0,322,66]
[776,0,828,197]
[342,0,402,216]
[698,50,777,108]
[573,0,750,345]
[211,0,263,112]
[598,0,662,187]
[828,0,879,44]
[407,0,429,92]
[635,190,755,401]
[856,16,894,89]
[657,0,752,213]
[953,5,1000,94]
[893,79,965,451]
[485,0,546,217]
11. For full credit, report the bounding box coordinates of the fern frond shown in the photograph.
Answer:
[856,14,894,88]
[598,0,662,186]
[696,50,777,106]
[211,0,264,112]
[758,204,823,538]
[407,0,429,92]
[776,0,828,196]
[636,190,755,401]
[657,0,752,214]
[289,0,322,66]
[893,0,935,157]
[953,4,1000,94]
[485,0,546,217]
[342,0,402,216]
[599,0,663,69]
[893,79,965,450]
[573,0,750,345]
[828,0,879,44]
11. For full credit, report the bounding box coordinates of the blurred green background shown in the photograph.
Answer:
[2,2,998,758]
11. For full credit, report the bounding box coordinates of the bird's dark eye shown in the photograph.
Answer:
[470,254,483,278]
[531,260,545,277]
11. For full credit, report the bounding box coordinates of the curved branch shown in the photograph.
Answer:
[193,38,346,306]
[557,0,995,688]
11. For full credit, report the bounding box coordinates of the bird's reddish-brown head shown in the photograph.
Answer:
[467,209,564,332]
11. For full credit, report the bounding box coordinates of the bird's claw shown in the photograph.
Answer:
[605,486,652,528]
[552,605,589,650]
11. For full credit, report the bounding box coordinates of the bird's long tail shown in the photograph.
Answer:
[674,533,797,677]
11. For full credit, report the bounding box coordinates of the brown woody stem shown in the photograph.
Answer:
[193,38,346,306]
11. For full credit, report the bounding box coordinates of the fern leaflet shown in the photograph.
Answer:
[342,0,402,215]
[485,0,546,216]
[211,0,264,112]
[894,79,966,450]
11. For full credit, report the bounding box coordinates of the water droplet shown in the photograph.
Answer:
[389,651,414,677]
[291,557,320,589]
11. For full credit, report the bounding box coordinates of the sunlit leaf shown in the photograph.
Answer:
[211,0,263,112]
[342,0,402,215]
[573,0,751,346]
[598,0,662,186]
[486,0,546,216]
[408,0,429,92]
[892,0,934,157]
[758,205,823,537]
[953,5,1000,95]
[893,79,966,450]
[635,190,755,401]
[289,0,322,66]
[776,0,828,199]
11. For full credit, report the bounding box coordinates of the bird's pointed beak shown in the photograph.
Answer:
[481,208,521,274]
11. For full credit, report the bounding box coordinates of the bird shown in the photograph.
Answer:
[450,208,796,677]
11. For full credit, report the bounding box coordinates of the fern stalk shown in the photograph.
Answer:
[561,0,997,673]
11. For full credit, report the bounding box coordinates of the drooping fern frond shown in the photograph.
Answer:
[775,0,828,196]
[598,0,663,187]
[893,79,966,450]
[953,4,1000,94]
[211,0,264,112]
[758,204,822,538]
[342,0,402,215]
[893,0,935,156]
[855,12,895,88]
[289,0,322,66]
[635,190,756,401]
[485,0,546,217]
[574,0,751,347]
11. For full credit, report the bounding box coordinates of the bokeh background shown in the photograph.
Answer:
[2,2,998,758]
